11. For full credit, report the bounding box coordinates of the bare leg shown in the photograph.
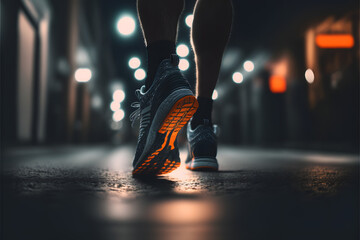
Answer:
[137,0,184,46]
[133,0,199,176]
[185,0,233,171]
[191,0,233,98]
[137,0,184,45]
[137,0,185,89]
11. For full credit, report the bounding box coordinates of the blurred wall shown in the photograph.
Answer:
[214,8,359,150]
[1,0,114,147]
[1,0,358,151]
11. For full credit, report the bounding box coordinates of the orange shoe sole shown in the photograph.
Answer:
[132,95,198,176]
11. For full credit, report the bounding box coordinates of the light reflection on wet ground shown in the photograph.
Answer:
[2,146,359,240]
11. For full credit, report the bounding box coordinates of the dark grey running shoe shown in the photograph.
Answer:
[131,54,198,176]
[186,119,219,171]
[166,141,181,167]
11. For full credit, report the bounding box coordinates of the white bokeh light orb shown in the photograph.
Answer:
[178,59,190,71]
[134,68,146,81]
[113,89,125,102]
[232,72,243,84]
[92,95,102,109]
[177,44,190,57]
[75,68,92,82]
[113,109,125,122]
[110,101,121,112]
[117,16,136,36]
[243,60,255,72]
[185,14,194,28]
[128,57,141,69]
[212,90,218,100]
[305,69,315,84]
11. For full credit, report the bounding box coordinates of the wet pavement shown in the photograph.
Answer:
[2,145,359,240]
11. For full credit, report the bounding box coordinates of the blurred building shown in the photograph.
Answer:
[1,0,358,151]
[305,13,359,145]
[214,7,359,150]
[1,0,115,147]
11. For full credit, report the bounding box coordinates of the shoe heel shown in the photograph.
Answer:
[159,95,198,151]
[159,95,198,133]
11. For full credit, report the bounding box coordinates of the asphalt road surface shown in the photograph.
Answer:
[2,145,359,240]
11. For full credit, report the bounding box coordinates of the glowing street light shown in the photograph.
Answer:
[212,89,218,100]
[113,89,125,102]
[243,60,254,72]
[179,59,189,71]
[117,15,136,36]
[305,69,315,83]
[110,101,121,112]
[113,109,125,122]
[92,95,103,109]
[111,121,123,130]
[316,34,354,48]
[185,14,194,28]
[75,68,92,82]
[232,72,243,84]
[177,44,190,57]
[134,68,146,81]
[128,57,141,69]
[269,75,287,93]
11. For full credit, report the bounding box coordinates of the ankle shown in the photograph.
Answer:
[191,96,213,129]
[145,40,176,90]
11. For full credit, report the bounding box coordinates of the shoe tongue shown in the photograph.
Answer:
[202,119,215,130]
[170,54,179,66]
[203,119,210,126]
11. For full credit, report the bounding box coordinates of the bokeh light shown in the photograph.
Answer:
[232,72,243,84]
[134,68,146,81]
[116,16,136,36]
[111,121,123,130]
[179,59,189,71]
[92,95,103,109]
[185,14,194,28]
[110,101,121,112]
[128,57,141,69]
[243,60,254,72]
[315,34,354,48]
[113,89,125,102]
[212,90,218,100]
[176,44,190,57]
[113,109,125,122]
[269,75,287,93]
[75,68,92,82]
[305,69,315,83]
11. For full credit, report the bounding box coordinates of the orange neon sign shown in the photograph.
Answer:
[315,34,354,48]
[269,75,286,93]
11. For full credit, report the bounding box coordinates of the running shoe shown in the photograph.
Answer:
[166,141,181,169]
[131,54,198,176]
[185,119,219,171]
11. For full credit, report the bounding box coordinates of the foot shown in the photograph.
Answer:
[131,54,198,176]
[186,119,219,171]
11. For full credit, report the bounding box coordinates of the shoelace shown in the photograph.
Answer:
[129,89,142,127]
[129,58,177,127]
